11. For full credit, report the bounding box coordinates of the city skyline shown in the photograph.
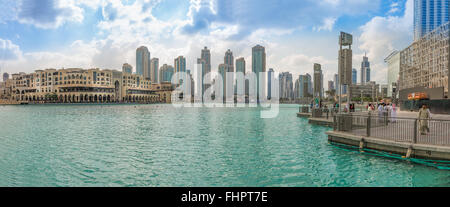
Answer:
[0,0,418,88]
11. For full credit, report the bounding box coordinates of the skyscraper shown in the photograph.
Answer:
[334,74,339,93]
[197,58,207,97]
[361,54,370,84]
[306,73,312,96]
[414,0,449,41]
[252,45,266,101]
[300,75,309,98]
[150,58,159,83]
[328,81,334,91]
[159,64,174,83]
[352,68,357,84]
[122,63,133,74]
[294,78,300,99]
[3,72,9,82]
[334,73,348,95]
[136,46,151,79]
[313,63,323,98]
[236,57,245,74]
[385,51,400,98]
[174,56,186,84]
[201,47,211,75]
[218,64,228,100]
[279,72,293,99]
[268,68,274,99]
[224,49,234,72]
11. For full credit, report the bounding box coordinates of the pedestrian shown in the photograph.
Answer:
[418,104,432,135]
[378,104,384,123]
[391,103,397,123]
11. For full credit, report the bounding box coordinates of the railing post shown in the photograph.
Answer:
[366,116,371,137]
[413,119,418,144]
[333,115,337,131]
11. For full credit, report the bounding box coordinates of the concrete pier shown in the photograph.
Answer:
[308,117,334,127]
[327,130,450,161]
[296,112,311,118]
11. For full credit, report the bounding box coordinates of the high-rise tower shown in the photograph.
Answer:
[361,54,370,84]
[252,45,266,101]
[136,46,151,79]
[414,0,449,41]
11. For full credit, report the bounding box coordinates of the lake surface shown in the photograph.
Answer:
[0,104,448,186]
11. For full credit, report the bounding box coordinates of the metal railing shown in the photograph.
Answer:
[333,114,450,146]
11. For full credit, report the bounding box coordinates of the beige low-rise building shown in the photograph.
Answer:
[6,68,174,104]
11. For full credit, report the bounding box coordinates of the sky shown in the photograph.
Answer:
[0,0,414,88]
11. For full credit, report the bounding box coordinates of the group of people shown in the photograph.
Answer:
[367,103,432,135]
[367,103,398,122]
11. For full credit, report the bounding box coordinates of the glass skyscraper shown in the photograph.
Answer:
[360,55,370,84]
[174,56,186,84]
[159,64,174,83]
[224,49,234,72]
[267,68,274,99]
[136,46,151,79]
[252,45,266,101]
[235,57,245,74]
[352,68,357,84]
[151,58,159,83]
[414,0,449,41]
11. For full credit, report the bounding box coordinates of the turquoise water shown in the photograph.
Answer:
[0,104,448,187]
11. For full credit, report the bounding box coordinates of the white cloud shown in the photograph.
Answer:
[313,17,337,32]
[0,38,22,61]
[356,0,413,84]
[17,0,84,29]
[388,2,400,14]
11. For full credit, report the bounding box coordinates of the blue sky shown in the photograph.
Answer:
[0,0,414,86]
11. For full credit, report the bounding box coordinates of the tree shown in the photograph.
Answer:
[45,93,58,102]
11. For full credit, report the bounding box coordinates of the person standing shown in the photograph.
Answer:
[418,104,432,135]
[378,104,384,123]
[391,103,397,123]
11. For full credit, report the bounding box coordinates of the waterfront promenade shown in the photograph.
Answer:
[298,106,450,160]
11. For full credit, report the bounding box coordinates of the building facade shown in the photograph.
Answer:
[349,82,380,100]
[385,51,400,98]
[4,68,173,104]
[352,68,357,84]
[399,21,449,98]
[414,0,449,41]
